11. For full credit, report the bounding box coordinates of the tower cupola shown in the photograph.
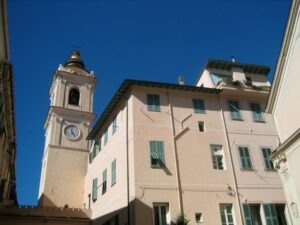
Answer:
[64,51,85,70]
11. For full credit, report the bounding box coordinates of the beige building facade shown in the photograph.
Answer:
[81,59,289,225]
[266,0,300,224]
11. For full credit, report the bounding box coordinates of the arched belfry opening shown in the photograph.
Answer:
[68,88,80,105]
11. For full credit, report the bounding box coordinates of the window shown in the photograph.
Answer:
[242,204,262,225]
[68,88,80,105]
[195,213,203,223]
[112,117,117,134]
[102,169,107,194]
[250,103,264,122]
[92,140,100,160]
[228,101,242,120]
[220,204,235,225]
[198,121,205,132]
[150,141,165,168]
[104,129,108,145]
[147,94,161,112]
[238,147,252,170]
[262,148,274,170]
[153,203,169,225]
[211,145,225,170]
[193,99,206,113]
[92,178,98,201]
[111,159,116,185]
[263,204,279,225]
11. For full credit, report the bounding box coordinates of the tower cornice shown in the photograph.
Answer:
[44,106,96,130]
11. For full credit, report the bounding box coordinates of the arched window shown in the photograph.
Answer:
[68,88,80,105]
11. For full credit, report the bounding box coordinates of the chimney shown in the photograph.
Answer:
[178,76,185,85]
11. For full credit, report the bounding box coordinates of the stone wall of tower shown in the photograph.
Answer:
[38,52,96,208]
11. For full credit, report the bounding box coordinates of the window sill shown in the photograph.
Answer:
[151,165,165,169]
[241,168,254,171]
[231,118,243,121]
[111,182,116,187]
[102,191,106,195]
[253,120,265,123]
[148,109,161,112]
[265,169,276,172]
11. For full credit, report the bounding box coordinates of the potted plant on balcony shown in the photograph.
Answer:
[175,213,189,225]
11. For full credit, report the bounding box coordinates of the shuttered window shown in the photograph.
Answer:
[104,129,108,145]
[250,103,264,122]
[242,204,253,225]
[111,159,116,185]
[263,204,279,225]
[150,141,165,167]
[112,117,117,134]
[102,169,107,194]
[220,204,235,225]
[92,178,98,201]
[228,101,242,120]
[262,148,274,170]
[147,94,161,112]
[238,147,252,170]
[192,99,206,113]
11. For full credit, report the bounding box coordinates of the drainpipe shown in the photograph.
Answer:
[218,96,244,225]
[126,98,131,225]
[167,92,184,215]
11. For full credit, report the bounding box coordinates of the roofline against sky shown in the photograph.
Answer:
[87,78,221,139]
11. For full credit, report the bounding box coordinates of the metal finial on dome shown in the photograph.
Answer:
[64,51,85,69]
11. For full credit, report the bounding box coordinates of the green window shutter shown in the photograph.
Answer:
[92,178,98,201]
[262,148,274,170]
[89,152,93,163]
[250,103,263,122]
[229,101,242,120]
[192,99,206,113]
[102,169,107,193]
[147,94,161,111]
[111,159,116,185]
[242,204,253,225]
[112,117,117,134]
[104,129,108,145]
[150,141,165,167]
[263,204,279,225]
[239,147,252,170]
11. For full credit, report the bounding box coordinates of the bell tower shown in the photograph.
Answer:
[38,51,96,208]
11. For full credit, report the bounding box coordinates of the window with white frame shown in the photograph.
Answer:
[211,145,226,170]
[220,204,235,225]
[153,203,170,225]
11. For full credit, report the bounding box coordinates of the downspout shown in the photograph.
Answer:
[218,95,244,225]
[126,98,131,225]
[167,92,184,214]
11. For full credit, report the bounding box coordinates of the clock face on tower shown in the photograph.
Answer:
[64,124,80,140]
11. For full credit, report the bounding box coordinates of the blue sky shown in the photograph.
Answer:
[8,0,290,205]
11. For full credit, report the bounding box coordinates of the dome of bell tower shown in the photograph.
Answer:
[64,51,85,70]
